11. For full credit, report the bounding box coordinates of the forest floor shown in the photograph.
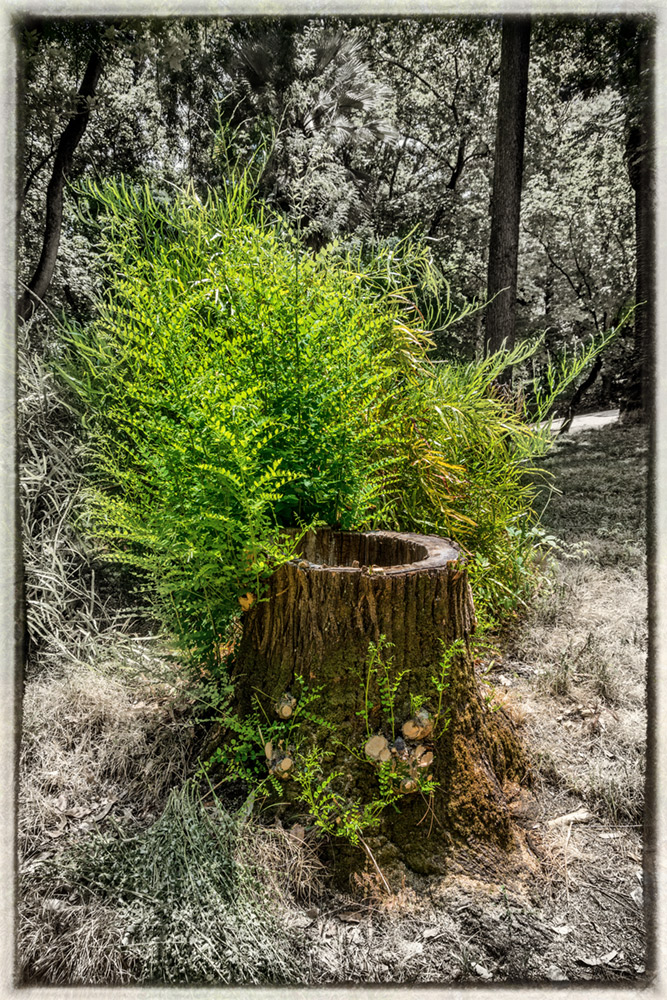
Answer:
[18,421,648,986]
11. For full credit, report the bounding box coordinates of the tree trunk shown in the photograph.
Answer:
[622,26,654,422]
[17,47,104,325]
[484,17,531,363]
[558,353,603,435]
[633,26,655,413]
[231,529,528,881]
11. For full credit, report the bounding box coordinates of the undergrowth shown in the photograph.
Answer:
[20,782,319,984]
[60,171,464,668]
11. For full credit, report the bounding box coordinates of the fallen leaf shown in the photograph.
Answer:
[45,826,67,840]
[43,898,67,913]
[553,924,574,935]
[238,592,255,611]
[474,963,493,980]
[91,798,116,823]
[600,950,618,964]
[348,924,365,945]
[400,941,423,961]
[578,956,600,967]
[422,927,441,940]
[65,805,93,820]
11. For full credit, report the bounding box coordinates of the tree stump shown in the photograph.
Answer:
[232,529,528,879]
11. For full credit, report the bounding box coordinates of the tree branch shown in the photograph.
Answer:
[537,234,601,333]
[18,46,104,324]
[380,56,458,119]
[446,136,466,189]
[20,145,56,208]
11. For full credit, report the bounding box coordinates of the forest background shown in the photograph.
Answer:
[15,13,650,409]
[3,8,663,988]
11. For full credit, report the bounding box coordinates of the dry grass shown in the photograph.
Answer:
[503,423,647,828]
[20,651,195,860]
[19,329,153,673]
[20,781,330,985]
[18,417,647,986]
[246,822,327,906]
[520,563,646,827]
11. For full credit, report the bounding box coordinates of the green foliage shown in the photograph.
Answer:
[202,677,331,790]
[356,635,446,794]
[357,636,408,741]
[290,746,395,847]
[389,330,620,614]
[202,680,399,850]
[204,639,447,853]
[58,158,620,663]
[431,638,461,738]
[59,174,443,666]
[358,632,458,745]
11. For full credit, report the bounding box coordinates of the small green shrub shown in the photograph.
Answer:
[202,675,332,790]
[61,175,447,668]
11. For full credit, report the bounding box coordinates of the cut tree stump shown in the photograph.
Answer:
[231,528,529,879]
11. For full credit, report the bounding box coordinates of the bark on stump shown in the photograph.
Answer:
[232,529,527,879]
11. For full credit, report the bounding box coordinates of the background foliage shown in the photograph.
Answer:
[18,14,641,662]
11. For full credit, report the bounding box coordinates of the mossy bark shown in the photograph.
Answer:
[232,529,527,879]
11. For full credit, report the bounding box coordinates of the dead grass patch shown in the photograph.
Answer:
[20,782,331,985]
[20,651,195,859]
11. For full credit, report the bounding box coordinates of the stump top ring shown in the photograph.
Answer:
[293,528,461,577]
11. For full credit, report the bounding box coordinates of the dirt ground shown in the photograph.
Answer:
[18,421,648,985]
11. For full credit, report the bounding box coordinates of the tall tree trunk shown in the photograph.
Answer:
[228,529,529,883]
[636,28,654,421]
[618,21,654,422]
[17,46,104,325]
[484,17,531,362]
